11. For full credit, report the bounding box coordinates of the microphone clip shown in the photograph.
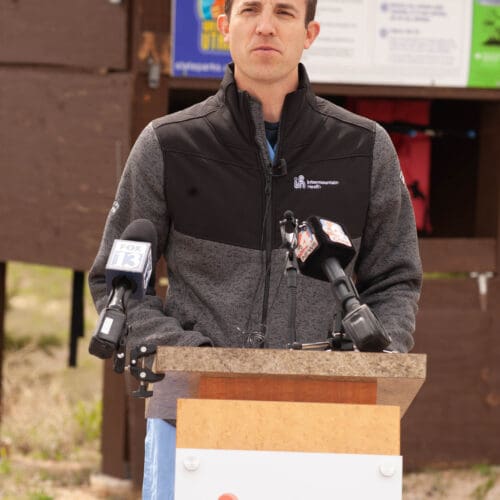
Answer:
[279,210,298,252]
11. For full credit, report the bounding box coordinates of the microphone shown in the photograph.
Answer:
[295,216,391,352]
[89,219,157,359]
[105,219,157,300]
[283,210,295,234]
[281,210,298,251]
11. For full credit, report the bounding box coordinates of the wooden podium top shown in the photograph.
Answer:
[154,347,426,417]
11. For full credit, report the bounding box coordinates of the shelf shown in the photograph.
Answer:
[312,83,500,101]
[166,77,500,101]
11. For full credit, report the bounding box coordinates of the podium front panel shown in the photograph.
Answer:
[177,399,400,455]
[175,449,402,500]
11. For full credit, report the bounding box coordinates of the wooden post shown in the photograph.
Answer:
[69,270,85,367]
[0,263,6,421]
[476,101,500,248]
[101,359,128,478]
[128,0,171,486]
[97,0,172,488]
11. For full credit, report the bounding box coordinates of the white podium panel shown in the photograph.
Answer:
[175,448,402,500]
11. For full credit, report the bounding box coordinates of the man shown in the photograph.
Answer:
[89,0,422,498]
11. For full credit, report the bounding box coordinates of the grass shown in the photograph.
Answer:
[28,493,53,500]
[471,464,499,500]
[73,400,102,442]
[1,262,102,498]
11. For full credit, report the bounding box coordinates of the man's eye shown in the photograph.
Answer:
[277,9,294,17]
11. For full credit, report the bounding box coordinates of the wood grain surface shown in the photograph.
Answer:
[0,68,133,269]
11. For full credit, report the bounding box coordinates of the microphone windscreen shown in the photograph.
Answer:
[295,216,355,281]
[120,219,158,266]
[105,219,158,299]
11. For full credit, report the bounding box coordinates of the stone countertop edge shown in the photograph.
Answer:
[155,346,426,380]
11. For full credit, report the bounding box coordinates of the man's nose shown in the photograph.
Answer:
[256,10,276,36]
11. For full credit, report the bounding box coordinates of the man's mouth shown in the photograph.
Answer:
[253,46,280,53]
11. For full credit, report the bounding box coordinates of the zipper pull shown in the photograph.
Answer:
[263,163,272,194]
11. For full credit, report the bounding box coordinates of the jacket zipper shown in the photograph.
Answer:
[260,162,274,341]
[259,109,285,343]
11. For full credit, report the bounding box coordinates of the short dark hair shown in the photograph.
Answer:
[224,0,317,26]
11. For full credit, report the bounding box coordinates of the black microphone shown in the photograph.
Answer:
[283,210,295,234]
[89,219,158,359]
[281,210,298,251]
[295,216,391,352]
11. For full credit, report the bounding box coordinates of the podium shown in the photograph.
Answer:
[154,347,426,499]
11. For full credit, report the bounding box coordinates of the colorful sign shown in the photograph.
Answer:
[468,0,500,87]
[171,0,500,87]
[171,0,231,78]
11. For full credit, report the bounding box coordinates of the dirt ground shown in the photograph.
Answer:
[1,263,499,499]
[1,447,499,499]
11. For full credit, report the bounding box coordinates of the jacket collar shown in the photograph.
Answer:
[217,63,316,137]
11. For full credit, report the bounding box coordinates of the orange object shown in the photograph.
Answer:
[346,99,432,233]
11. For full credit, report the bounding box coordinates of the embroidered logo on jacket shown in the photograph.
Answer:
[293,175,340,191]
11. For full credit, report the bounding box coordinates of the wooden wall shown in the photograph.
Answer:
[403,279,500,469]
[0,0,131,270]
[0,69,132,269]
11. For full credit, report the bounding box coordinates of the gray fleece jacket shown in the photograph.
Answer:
[89,65,422,418]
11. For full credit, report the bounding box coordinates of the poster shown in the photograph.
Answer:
[468,0,500,87]
[171,0,500,88]
[301,0,473,87]
[171,0,230,78]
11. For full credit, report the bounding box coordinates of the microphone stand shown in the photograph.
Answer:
[280,212,357,351]
[279,211,299,349]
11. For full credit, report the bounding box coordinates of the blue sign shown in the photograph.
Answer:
[172,0,231,78]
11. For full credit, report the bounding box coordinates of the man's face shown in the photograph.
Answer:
[217,0,320,90]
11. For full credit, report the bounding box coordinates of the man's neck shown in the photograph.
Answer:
[234,68,299,122]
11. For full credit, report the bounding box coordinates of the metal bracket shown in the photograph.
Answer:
[129,344,164,398]
[148,57,161,90]
[470,271,494,311]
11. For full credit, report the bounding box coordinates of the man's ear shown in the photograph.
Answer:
[217,14,230,42]
[304,21,320,50]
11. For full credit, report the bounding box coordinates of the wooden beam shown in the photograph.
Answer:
[419,238,496,273]
[311,83,500,101]
[476,103,500,269]
[475,103,500,241]
[166,77,500,101]
[0,0,128,70]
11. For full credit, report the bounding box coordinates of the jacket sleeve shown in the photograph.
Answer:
[88,122,213,349]
[355,124,422,353]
